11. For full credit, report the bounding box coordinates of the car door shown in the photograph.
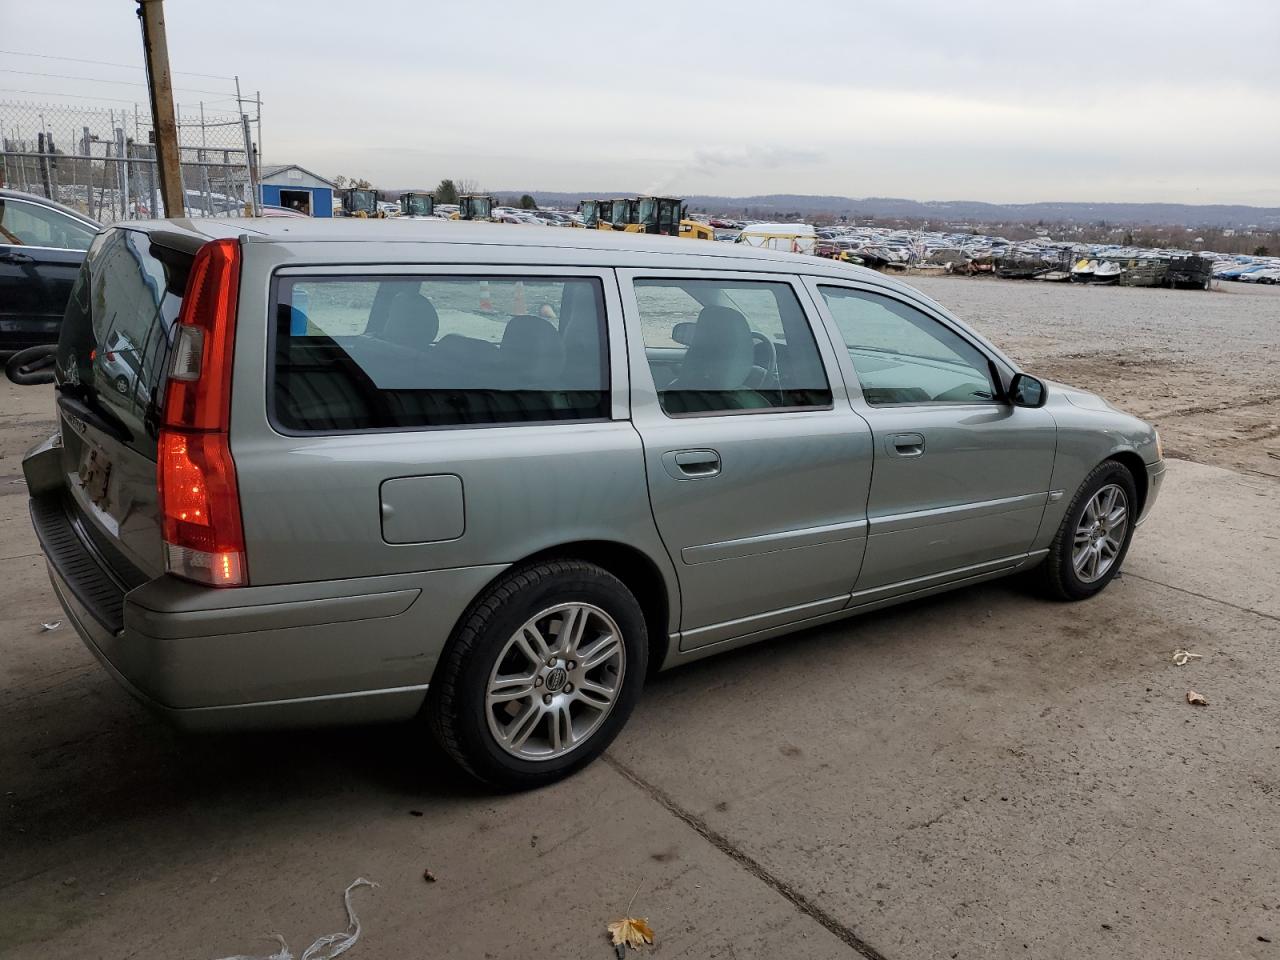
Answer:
[804,279,1056,598]
[619,269,874,650]
[0,196,96,348]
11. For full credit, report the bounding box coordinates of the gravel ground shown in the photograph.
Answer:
[908,276,1280,479]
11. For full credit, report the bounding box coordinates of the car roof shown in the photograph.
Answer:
[128,216,880,272]
[0,188,102,227]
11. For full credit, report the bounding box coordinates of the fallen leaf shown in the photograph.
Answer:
[40,621,62,632]
[607,918,654,951]
[1171,649,1203,666]
[423,869,436,883]
[1187,690,1208,706]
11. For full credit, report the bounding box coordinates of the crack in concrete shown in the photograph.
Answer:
[603,753,889,960]
[1126,572,1280,623]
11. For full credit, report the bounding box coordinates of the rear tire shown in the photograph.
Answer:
[427,560,647,789]
[1035,460,1138,601]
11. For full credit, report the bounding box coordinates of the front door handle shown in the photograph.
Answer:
[0,251,35,265]
[661,448,722,479]
[888,433,925,458]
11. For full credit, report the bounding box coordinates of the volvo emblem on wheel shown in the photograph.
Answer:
[544,667,568,692]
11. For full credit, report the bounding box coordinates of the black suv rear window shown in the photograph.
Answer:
[272,275,610,431]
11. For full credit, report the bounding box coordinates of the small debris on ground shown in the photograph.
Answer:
[1187,690,1209,706]
[607,918,655,953]
[408,810,423,817]
[40,621,62,632]
[422,868,436,883]
[1172,649,1203,666]
[214,877,377,960]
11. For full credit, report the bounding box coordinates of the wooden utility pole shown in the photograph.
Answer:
[137,0,184,218]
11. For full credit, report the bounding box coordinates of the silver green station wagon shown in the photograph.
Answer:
[22,220,1164,787]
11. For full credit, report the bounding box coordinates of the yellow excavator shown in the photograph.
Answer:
[588,196,713,240]
[399,192,435,217]
[454,195,497,221]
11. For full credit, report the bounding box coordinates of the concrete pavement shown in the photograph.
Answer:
[2,377,1277,959]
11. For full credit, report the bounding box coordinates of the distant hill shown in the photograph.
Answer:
[496,191,1280,229]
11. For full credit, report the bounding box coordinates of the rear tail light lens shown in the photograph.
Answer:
[158,431,245,586]
[158,238,246,587]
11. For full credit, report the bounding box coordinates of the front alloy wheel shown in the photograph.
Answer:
[1037,460,1139,600]
[1071,483,1129,583]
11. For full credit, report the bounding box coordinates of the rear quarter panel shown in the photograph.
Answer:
[228,241,678,626]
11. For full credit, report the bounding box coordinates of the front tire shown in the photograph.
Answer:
[1036,460,1138,601]
[427,560,647,789]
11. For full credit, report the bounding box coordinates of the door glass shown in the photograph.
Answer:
[819,287,998,405]
[0,199,96,250]
[634,278,831,415]
[273,274,609,430]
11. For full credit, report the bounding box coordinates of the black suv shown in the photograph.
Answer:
[0,189,100,352]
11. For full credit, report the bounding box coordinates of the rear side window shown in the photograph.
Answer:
[272,275,610,431]
[633,278,831,416]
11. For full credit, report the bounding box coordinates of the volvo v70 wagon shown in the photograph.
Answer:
[22,220,1164,787]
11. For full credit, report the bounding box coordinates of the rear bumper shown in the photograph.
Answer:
[33,492,505,730]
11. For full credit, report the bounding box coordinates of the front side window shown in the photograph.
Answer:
[0,199,96,251]
[634,278,831,416]
[819,286,998,406]
[273,275,609,431]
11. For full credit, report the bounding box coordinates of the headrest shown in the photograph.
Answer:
[679,304,754,388]
[501,314,565,385]
[382,290,439,348]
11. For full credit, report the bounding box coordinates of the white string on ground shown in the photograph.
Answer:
[214,878,379,960]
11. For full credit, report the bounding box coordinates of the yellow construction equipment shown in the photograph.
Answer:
[399,192,435,217]
[454,195,497,221]
[587,196,712,239]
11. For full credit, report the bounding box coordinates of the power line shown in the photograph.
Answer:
[0,87,243,114]
[0,49,234,81]
[0,68,231,97]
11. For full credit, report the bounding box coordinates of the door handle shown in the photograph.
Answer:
[888,433,925,458]
[0,251,35,265]
[661,448,721,479]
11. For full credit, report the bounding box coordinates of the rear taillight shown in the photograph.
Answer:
[158,237,246,587]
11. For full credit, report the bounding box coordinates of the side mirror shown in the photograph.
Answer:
[671,321,697,346]
[1009,372,1047,408]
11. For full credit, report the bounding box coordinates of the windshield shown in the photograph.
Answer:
[637,199,658,227]
[611,202,631,227]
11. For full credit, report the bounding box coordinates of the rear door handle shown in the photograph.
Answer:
[888,433,925,458]
[661,448,722,479]
[0,251,35,265]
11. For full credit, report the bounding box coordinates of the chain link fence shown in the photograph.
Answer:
[0,99,258,223]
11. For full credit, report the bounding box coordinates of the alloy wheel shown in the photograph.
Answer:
[1072,483,1129,583]
[485,603,626,761]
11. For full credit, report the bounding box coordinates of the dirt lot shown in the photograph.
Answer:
[2,280,1279,959]
[910,277,1280,479]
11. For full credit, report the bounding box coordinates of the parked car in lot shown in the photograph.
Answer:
[0,189,100,352]
[20,219,1164,788]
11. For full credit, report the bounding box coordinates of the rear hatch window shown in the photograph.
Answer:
[53,227,194,578]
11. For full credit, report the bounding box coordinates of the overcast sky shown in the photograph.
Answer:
[2,0,1277,205]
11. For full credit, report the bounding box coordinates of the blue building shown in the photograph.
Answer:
[258,164,336,217]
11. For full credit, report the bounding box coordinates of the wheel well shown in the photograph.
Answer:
[504,541,673,675]
[1108,451,1148,515]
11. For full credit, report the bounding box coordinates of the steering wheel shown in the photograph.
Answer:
[750,331,777,384]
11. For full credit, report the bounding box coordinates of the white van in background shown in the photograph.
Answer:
[735,222,817,255]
